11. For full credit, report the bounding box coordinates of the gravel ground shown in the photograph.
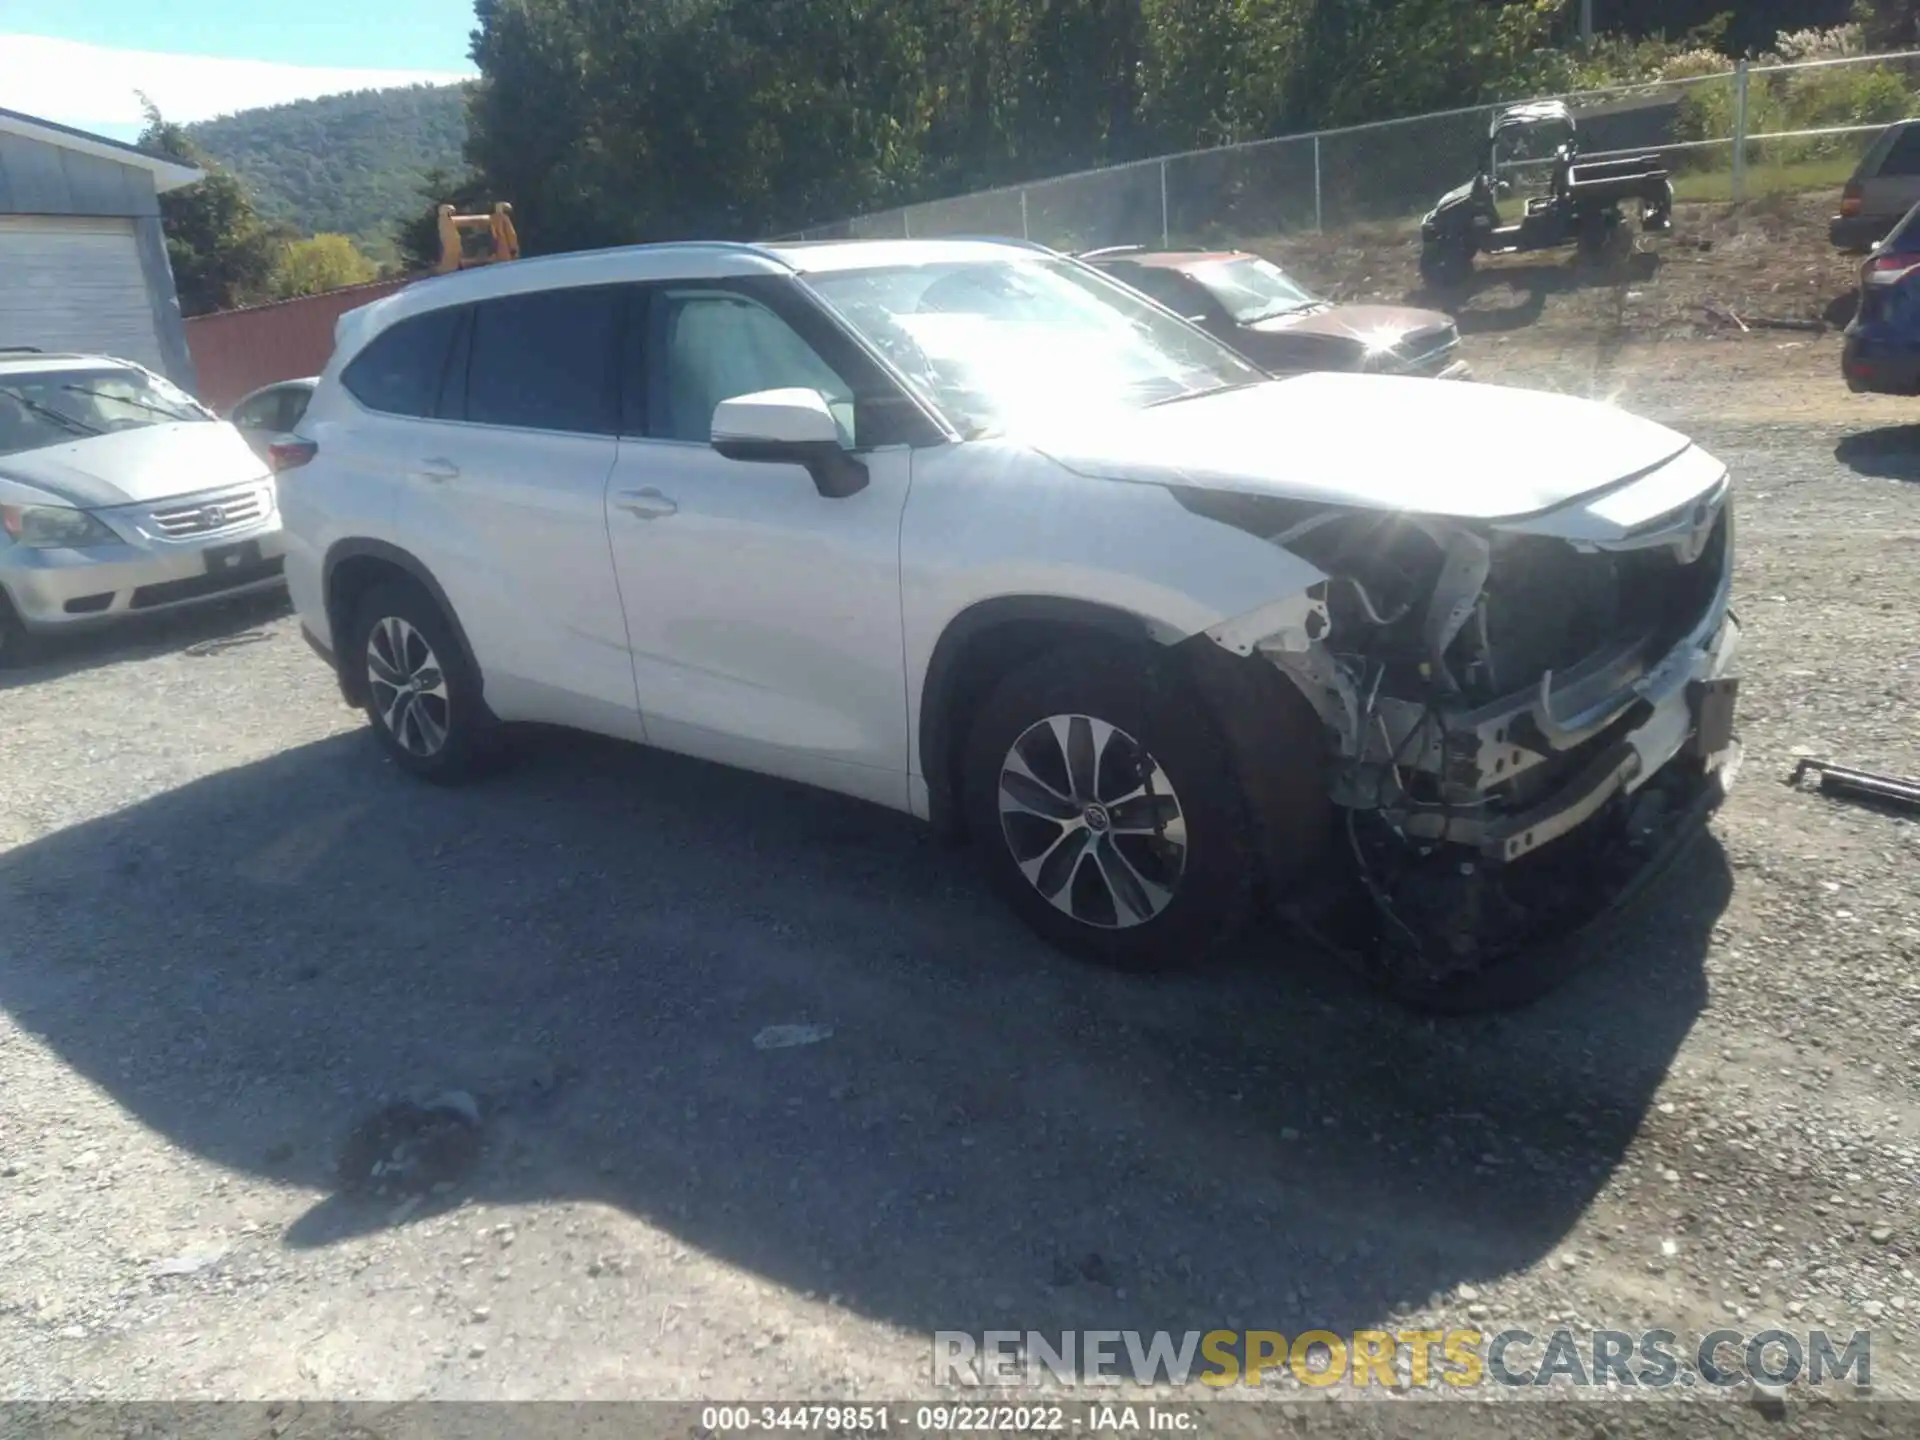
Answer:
[1266,194,1862,343]
[0,336,1916,1434]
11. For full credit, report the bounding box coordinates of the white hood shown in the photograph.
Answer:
[0,422,270,510]
[1030,372,1696,522]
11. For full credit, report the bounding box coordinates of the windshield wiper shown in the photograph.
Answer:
[62,385,196,422]
[1242,300,1322,324]
[0,386,102,437]
[1145,379,1269,408]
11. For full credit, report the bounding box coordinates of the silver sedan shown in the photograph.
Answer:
[0,353,286,664]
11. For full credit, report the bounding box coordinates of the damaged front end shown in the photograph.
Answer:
[1195,449,1742,1008]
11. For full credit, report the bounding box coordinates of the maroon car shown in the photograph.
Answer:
[1082,246,1471,380]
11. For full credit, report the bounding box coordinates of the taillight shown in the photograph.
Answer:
[269,438,317,472]
[1864,253,1920,286]
[1841,180,1864,217]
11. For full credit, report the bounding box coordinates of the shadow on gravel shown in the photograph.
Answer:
[0,589,291,690]
[1835,426,1920,481]
[1420,251,1662,336]
[0,727,1728,1343]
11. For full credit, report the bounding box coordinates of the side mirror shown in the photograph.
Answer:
[711,388,867,499]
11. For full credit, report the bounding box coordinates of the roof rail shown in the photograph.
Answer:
[0,345,43,353]
[667,239,801,266]
[904,234,1057,252]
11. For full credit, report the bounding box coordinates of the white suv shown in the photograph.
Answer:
[280,238,1741,1011]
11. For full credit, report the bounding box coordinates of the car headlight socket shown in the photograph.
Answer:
[0,504,120,549]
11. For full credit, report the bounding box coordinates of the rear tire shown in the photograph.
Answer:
[1419,235,1475,290]
[1576,208,1618,262]
[960,644,1254,972]
[346,580,499,783]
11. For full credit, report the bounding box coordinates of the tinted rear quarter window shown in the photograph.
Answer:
[1876,125,1920,178]
[341,307,463,418]
[462,285,621,434]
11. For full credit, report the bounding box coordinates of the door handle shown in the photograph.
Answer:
[615,487,678,519]
[414,457,460,483]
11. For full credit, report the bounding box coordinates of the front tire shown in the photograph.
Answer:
[346,580,497,782]
[960,645,1253,972]
[0,593,29,670]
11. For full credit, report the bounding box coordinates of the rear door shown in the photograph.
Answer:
[1861,124,1920,230]
[387,284,641,737]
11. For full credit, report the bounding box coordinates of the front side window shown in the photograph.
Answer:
[1181,257,1322,325]
[646,290,856,446]
[461,286,620,434]
[0,366,209,458]
[340,306,464,419]
[806,258,1265,441]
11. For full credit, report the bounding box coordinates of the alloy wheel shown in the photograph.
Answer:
[365,615,450,757]
[997,713,1188,929]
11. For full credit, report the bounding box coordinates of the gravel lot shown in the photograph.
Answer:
[1,333,1916,1432]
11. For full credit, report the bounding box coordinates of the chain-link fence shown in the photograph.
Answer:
[778,49,1920,250]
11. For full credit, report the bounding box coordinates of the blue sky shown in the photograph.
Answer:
[0,1,477,138]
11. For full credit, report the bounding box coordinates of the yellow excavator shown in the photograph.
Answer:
[434,202,520,274]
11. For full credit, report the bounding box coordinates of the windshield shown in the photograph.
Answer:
[1182,256,1323,325]
[0,366,211,459]
[1496,120,1574,166]
[804,258,1267,440]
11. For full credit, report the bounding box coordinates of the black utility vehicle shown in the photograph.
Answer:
[1420,101,1675,287]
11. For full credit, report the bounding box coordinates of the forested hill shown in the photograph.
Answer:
[185,85,469,254]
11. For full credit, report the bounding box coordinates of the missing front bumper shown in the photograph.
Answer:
[1378,607,1742,861]
[1295,736,1739,1013]
[1292,605,1743,1009]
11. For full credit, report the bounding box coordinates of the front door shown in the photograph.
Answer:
[604,281,913,809]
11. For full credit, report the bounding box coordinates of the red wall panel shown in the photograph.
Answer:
[184,277,415,413]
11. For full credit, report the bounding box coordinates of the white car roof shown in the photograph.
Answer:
[0,352,148,377]
[330,237,1057,364]
[764,238,1054,273]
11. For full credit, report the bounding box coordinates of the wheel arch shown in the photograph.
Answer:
[321,538,486,710]
[917,596,1155,840]
[918,595,1335,889]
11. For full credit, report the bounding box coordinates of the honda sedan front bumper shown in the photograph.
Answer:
[1,481,285,633]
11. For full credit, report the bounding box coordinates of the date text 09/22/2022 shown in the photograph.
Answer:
[699,1406,1195,1433]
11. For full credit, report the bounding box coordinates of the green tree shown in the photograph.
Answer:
[274,233,380,297]
[184,85,469,255]
[465,0,934,250]
[137,101,289,316]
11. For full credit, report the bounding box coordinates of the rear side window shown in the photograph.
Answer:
[341,307,463,418]
[229,390,281,430]
[1877,126,1920,178]
[1112,265,1214,320]
[460,286,621,434]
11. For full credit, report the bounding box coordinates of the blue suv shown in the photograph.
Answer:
[1843,199,1920,395]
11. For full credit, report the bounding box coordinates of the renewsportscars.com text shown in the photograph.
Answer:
[933,1328,1873,1390]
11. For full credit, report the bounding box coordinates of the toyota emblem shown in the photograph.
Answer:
[202,504,225,527]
